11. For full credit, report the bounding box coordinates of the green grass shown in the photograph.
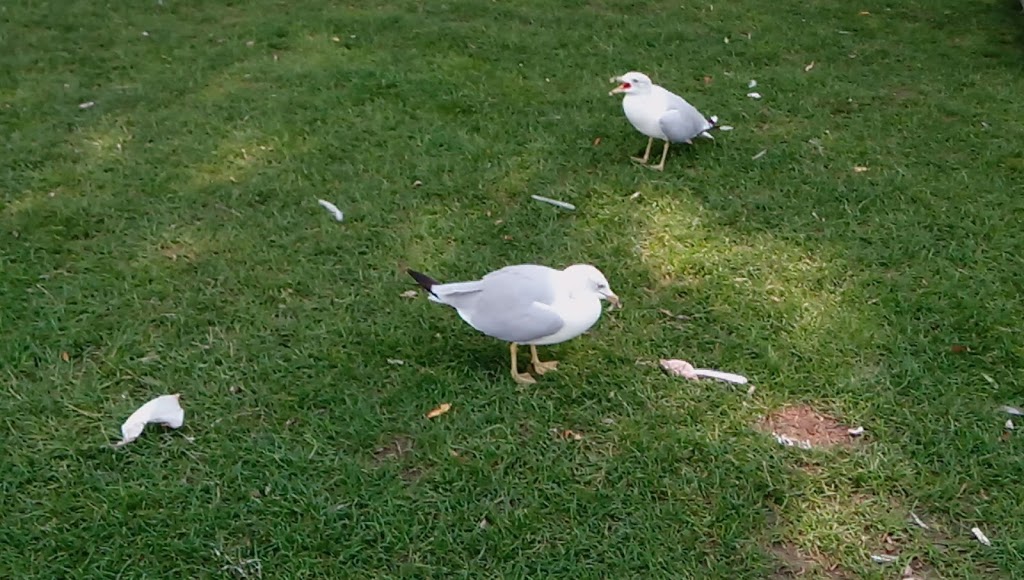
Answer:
[3,0,1024,576]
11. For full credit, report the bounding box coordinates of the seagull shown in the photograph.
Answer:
[609,71,717,171]
[407,264,620,384]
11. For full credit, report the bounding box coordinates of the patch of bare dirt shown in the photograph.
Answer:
[757,404,856,449]
[372,435,413,463]
[159,243,196,261]
[768,544,851,579]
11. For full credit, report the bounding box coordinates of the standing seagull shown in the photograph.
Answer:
[609,71,717,171]
[407,264,620,385]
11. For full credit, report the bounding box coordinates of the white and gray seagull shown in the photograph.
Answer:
[609,71,718,171]
[407,264,620,384]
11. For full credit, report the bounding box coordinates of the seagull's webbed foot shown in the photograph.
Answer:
[529,345,559,375]
[510,343,537,384]
[631,137,654,165]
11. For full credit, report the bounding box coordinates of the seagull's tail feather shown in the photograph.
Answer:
[407,269,442,300]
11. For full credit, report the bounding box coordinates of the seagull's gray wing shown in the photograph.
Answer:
[658,93,711,144]
[444,265,565,343]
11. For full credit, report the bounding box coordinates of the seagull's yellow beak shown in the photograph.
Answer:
[608,76,630,96]
[607,293,621,309]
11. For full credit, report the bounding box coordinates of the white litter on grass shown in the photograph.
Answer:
[114,394,184,448]
[719,125,735,131]
[751,149,767,160]
[773,433,812,450]
[971,527,991,546]
[317,199,344,221]
[909,512,929,530]
[747,79,757,88]
[1005,419,1015,430]
[629,191,642,200]
[746,92,762,99]
[78,101,96,110]
[386,358,405,365]
[870,554,899,564]
[530,195,576,211]
[848,426,865,436]
[659,359,748,384]
[999,405,1023,416]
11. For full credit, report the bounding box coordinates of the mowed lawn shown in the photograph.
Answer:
[3,0,1024,576]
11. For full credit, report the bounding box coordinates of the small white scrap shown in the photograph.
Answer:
[804,61,815,72]
[971,526,991,547]
[530,195,575,211]
[386,358,405,365]
[747,79,757,88]
[746,92,762,100]
[78,101,96,110]
[114,394,185,448]
[848,426,865,436]
[1005,419,1014,430]
[746,385,756,396]
[909,512,929,530]
[751,149,767,160]
[659,359,748,384]
[629,191,642,200]
[870,554,898,564]
[317,199,344,222]
[999,405,1023,416]
[773,433,812,449]
[719,125,735,131]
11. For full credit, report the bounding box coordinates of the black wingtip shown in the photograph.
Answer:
[406,269,440,298]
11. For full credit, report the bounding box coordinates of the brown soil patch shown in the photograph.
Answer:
[159,243,196,261]
[372,435,413,463]
[757,404,855,449]
[768,544,851,579]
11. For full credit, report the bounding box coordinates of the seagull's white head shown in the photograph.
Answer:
[609,71,653,96]
[564,264,621,308]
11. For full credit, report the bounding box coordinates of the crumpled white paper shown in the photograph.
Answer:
[114,394,185,448]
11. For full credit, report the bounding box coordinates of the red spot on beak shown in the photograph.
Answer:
[621,82,632,90]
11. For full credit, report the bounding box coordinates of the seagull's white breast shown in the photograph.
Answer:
[622,92,669,140]
[528,289,603,346]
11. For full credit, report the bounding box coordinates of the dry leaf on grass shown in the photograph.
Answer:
[854,166,869,173]
[949,344,969,353]
[551,428,583,441]
[859,10,871,15]
[60,351,70,362]
[114,394,185,448]
[592,137,602,146]
[703,75,713,85]
[804,61,815,72]
[400,290,419,299]
[425,403,451,419]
